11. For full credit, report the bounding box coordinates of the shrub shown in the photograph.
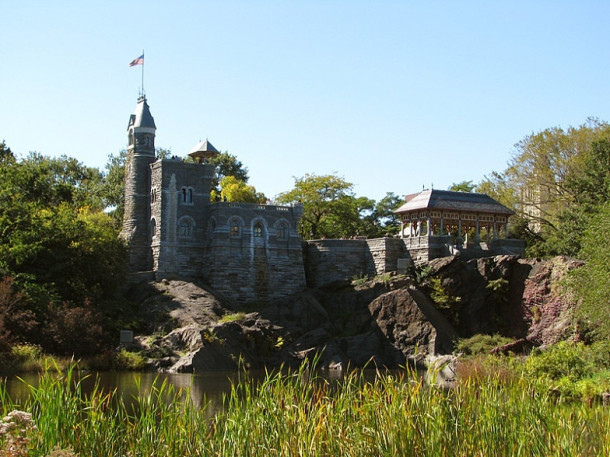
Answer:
[113,349,146,371]
[42,304,111,356]
[10,344,42,362]
[524,341,590,382]
[486,278,510,303]
[219,312,246,323]
[455,334,514,356]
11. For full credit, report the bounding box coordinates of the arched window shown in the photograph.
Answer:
[181,187,193,204]
[230,219,241,237]
[178,220,193,238]
[254,222,264,237]
[277,223,288,240]
[208,218,217,234]
[151,218,157,238]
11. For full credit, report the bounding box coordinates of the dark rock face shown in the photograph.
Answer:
[133,255,582,371]
[368,288,458,357]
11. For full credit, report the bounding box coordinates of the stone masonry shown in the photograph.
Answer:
[121,97,524,303]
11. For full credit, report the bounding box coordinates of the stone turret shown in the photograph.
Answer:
[120,97,157,271]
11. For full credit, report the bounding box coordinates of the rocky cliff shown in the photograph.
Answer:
[127,255,582,372]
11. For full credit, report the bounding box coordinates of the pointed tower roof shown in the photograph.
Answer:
[188,139,219,163]
[128,97,156,130]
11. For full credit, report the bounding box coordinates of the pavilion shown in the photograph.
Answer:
[394,189,524,263]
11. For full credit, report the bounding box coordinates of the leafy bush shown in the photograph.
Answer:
[113,349,146,371]
[10,344,42,361]
[219,312,246,323]
[486,278,510,303]
[455,334,514,356]
[568,203,610,342]
[428,277,461,309]
[42,305,111,356]
[524,341,590,382]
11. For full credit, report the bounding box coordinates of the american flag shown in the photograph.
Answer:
[129,54,144,67]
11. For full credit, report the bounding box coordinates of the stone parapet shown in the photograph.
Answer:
[304,239,369,288]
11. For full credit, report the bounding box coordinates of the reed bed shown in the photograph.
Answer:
[1,362,608,456]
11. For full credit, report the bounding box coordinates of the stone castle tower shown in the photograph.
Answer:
[120,96,157,271]
[120,97,307,303]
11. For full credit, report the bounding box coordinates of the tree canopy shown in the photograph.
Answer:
[275,173,399,239]
[0,146,129,355]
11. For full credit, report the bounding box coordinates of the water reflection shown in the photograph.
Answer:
[2,368,352,414]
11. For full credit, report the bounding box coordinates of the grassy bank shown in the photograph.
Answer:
[1,361,609,457]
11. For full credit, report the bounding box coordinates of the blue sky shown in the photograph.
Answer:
[2,1,609,202]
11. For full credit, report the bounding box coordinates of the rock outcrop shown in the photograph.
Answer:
[130,255,583,372]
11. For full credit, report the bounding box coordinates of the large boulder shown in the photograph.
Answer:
[368,288,458,358]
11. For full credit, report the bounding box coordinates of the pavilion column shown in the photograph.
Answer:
[417,220,422,237]
[410,221,414,237]
[475,216,480,244]
[493,220,498,240]
[400,221,405,239]
[439,217,444,236]
[426,216,432,236]
[505,223,509,239]
[457,217,463,248]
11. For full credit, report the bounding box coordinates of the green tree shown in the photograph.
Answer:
[568,203,610,342]
[276,173,376,239]
[0,140,14,163]
[506,118,610,232]
[370,192,403,237]
[215,175,264,203]
[0,146,128,354]
[207,151,250,198]
[448,180,476,193]
[100,150,127,227]
[476,171,518,210]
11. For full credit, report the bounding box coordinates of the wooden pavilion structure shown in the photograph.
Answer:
[394,189,524,263]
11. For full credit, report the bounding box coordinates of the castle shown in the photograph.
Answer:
[120,97,524,304]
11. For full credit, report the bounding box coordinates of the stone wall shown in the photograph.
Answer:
[303,238,415,288]
[365,237,414,275]
[202,202,306,303]
[150,159,215,279]
[304,240,370,288]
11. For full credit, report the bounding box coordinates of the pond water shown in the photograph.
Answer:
[1,368,349,413]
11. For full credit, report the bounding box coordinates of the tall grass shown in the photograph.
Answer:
[1,361,609,456]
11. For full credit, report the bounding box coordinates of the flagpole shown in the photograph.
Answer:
[141,50,145,98]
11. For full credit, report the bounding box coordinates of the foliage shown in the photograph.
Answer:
[486,278,510,303]
[369,192,403,236]
[455,334,514,356]
[506,119,610,229]
[448,180,476,193]
[414,265,433,284]
[1,362,610,456]
[112,349,146,371]
[543,138,610,257]
[567,203,610,342]
[428,277,461,309]
[214,176,264,203]
[0,145,129,356]
[476,171,518,211]
[99,150,127,227]
[218,312,246,323]
[276,173,377,239]
[10,344,43,362]
[523,341,610,401]
[525,341,590,382]
[0,277,38,353]
[207,151,249,197]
